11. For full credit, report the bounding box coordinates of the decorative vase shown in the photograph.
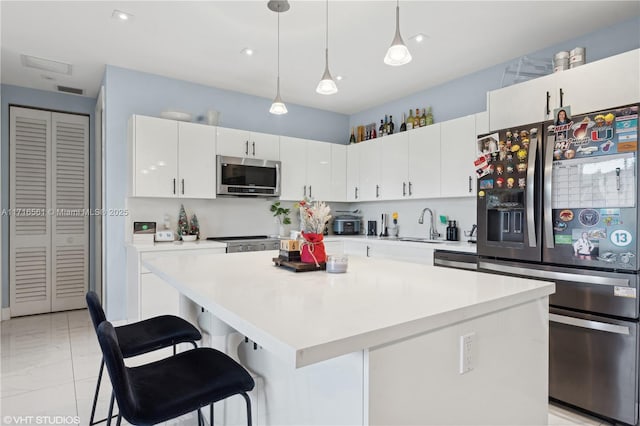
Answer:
[300,232,326,265]
[279,224,289,238]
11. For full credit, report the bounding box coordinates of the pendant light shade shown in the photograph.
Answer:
[270,1,288,115]
[384,2,412,66]
[316,0,338,95]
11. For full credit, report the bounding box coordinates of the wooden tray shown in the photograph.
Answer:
[273,257,326,272]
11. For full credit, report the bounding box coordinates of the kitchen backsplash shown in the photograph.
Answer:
[348,198,476,240]
[125,197,350,240]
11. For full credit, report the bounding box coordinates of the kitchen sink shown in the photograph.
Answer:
[398,237,448,243]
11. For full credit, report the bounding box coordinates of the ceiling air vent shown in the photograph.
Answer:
[57,85,84,95]
[21,55,72,75]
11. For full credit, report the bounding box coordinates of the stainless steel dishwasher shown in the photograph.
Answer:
[433,250,477,270]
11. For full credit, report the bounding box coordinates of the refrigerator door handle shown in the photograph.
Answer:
[526,133,538,247]
[478,261,631,287]
[550,313,630,335]
[544,132,555,248]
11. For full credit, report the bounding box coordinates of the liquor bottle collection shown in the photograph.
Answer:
[350,107,434,143]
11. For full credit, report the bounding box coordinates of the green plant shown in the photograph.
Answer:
[270,201,291,225]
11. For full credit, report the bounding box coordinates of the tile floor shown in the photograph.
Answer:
[1,310,612,426]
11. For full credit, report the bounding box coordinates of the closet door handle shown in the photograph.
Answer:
[173,178,176,195]
[245,141,249,155]
[559,88,564,107]
[181,179,185,195]
[403,182,407,197]
[546,91,551,115]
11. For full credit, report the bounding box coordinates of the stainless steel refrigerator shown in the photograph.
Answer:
[476,104,640,425]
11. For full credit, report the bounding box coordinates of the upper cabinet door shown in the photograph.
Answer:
[306,140,332,201]
[555,49,640,116]
[279,136,308,201]
[250,131,280,161]
[408,124,441,199]
[440,115,476,198]
[216,127,251,158]
[132,116,178,197]
[346,144,360,202]
[330,144,347,202]
[379,133,409,200]
[358,140,381,201]
[178,122,216,199]
[488,73,557,131]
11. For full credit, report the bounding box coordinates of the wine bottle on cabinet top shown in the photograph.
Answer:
[400,113,407,132]
[419,109,426,127]
[413,109,420,129]
[389,115,395,135]
[349,127,356,144]
[407,110,414,130]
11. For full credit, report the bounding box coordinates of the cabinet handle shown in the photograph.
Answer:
[366,245,370,257]
[245,141,249,155]
[376,185,380,198]
[559,88,564,107]
[546,91,551,115]
[468,176,472,193]
[252,142,256,156]
[355,187,358,199]
[403,182,407,197]
[181,179,185,195]
[173,178,176,195]
[616,167,621,191]
[409,181,413,196]
[309,185,312,198]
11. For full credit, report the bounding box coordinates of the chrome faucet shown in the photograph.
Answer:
[418,208,441,240]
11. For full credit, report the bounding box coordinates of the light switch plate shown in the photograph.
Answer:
[459,332,475,374]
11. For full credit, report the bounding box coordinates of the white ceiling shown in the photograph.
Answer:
[1,1,639,115]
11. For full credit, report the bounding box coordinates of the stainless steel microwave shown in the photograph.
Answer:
[216,155,281,197]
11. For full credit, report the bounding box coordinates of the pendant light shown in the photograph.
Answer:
[269,1,289,115]
[384,0,412,66]
[316,0,338,95]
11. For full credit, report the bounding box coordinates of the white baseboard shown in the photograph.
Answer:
[1,308,11,321]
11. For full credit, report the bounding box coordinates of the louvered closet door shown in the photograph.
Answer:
[51,113,89,311]
[10,107,52,316]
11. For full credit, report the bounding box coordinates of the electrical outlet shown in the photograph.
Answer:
[459,332,475,374]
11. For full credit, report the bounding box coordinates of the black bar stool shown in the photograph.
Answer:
[86,291,202,425]
[97,320,254,426]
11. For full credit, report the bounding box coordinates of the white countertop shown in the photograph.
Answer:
[143,251,553,368]
[128,240,227,252]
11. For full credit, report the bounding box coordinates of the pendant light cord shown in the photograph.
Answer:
[277,5,280,90]
[325,0,328,51]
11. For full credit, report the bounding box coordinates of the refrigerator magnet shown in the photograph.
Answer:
[559,210,574,222]
[578,209,600,227]
[518,178,526,189]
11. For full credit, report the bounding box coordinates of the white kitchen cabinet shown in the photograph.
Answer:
[408,124,441,199]
[129,115,216,198]
[216,127,279,161]
[358,140,381,201]
[554,49,639,116]
[440,115,476,198]
[330,144,347,202]
[343,239,434,265]
[346,143,361,202]
[279,136,307,200]
[379,132,409,200]
[488,49,640,131]
[279,137,336,201]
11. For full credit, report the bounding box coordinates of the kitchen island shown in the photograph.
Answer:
[143,251,554,425]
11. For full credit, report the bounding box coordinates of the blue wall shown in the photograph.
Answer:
[102,66,350,319]
[1,84,97,308]
[349,16,640,130]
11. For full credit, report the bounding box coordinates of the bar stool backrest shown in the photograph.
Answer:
[86,291,107,334]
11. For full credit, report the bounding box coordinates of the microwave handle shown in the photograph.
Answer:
[544,131,555,248]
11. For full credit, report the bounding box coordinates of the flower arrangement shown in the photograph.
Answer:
[298,200,332,234]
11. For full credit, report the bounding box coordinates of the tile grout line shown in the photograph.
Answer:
[66,313,80,418]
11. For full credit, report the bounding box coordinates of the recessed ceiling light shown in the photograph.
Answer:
[240,48,254,56]
[112,9,133,21]
[411,33,428,43]
[336,75,343,81]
